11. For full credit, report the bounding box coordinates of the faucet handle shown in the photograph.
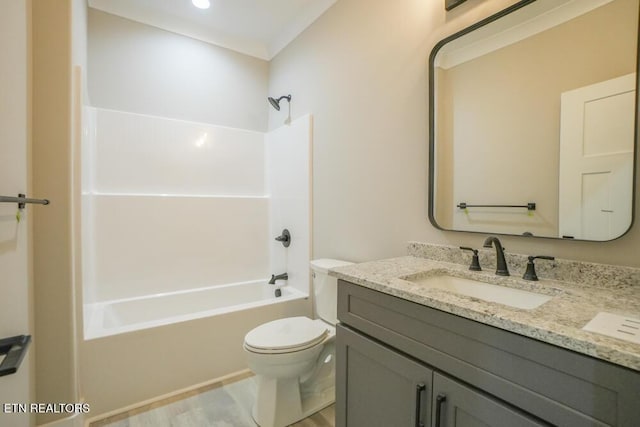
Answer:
[275,229,291,247]
[460,247,482,271]
[522,255,555,281]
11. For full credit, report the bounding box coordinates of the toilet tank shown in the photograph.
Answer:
[310,259,353,325]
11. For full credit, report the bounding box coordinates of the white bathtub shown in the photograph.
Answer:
[84,280,307,340]
[81,279,310,416]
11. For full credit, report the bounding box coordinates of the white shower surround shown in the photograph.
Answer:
[82,108,312,309]
[267,114,313,302]
[80,108,313,416]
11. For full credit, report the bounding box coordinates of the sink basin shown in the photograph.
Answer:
[406,274,552,310]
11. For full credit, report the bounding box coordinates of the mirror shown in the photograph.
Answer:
[429,0,638,241]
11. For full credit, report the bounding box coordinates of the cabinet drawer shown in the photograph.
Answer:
[338,280,640,426]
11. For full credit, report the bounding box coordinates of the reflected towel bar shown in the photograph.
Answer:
[0,194,50,209]
[457,202,536,211]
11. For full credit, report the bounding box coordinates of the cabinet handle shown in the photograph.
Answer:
[435,394,447,427]
[415,383,426,427]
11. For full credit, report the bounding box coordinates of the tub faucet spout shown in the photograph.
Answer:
[269,273,288,284]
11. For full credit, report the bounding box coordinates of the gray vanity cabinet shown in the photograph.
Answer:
[431,373,545,427]
[336,323,544,427]
[336,279,640,427]
[336,324,433,427]
[337,324,544,427]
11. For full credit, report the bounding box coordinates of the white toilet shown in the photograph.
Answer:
[243,258,353,427]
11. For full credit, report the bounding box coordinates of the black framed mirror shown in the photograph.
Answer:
[429,0,639,241]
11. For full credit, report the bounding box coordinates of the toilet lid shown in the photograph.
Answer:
[244,317,328,352]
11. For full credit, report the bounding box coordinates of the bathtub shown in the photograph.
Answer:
[81,280,310,416]
[84,280,307,340]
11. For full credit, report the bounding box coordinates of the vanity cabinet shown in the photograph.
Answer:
[336,280,640,427]
[337,324,433,426]
[338,324,544,427]
[430,372,545,427]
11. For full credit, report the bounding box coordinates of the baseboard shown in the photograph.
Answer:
[85,369,253,426]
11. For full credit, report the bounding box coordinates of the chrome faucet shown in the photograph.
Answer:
[268,273,288,284]
[483,236,510,276]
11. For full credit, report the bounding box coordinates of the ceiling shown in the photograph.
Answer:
[87,0,337,60]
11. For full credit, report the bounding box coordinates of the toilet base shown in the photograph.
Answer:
[251,374,335,427]
[251,348,336,427]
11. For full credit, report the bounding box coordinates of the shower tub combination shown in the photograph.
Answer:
[81,280,310,418]
[84,280,307,340]
[80,109,313,418]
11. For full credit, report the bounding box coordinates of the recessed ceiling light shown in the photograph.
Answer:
[192,0,210,9]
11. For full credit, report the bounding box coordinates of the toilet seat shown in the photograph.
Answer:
[244,317,328,354]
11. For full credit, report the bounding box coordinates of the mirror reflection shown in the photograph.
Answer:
[429,0,638,241]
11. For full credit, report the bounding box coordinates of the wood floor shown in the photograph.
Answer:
[90,373,335,427]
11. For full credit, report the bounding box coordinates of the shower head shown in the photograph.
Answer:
[268,95,291,111]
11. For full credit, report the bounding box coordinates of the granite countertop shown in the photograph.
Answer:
[330,255,640,372]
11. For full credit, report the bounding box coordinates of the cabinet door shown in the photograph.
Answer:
[431,373,547,427]
[336,324,433,427]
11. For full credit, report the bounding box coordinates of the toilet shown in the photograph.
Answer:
[243,258,353,427]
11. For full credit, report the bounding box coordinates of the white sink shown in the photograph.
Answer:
[406,274,552,310]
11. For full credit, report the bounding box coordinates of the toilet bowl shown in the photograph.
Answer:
[243,258,352,427]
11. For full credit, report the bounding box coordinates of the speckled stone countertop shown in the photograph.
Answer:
[330,245,640,372]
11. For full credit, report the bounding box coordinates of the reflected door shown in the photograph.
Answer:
[559,73,635,240]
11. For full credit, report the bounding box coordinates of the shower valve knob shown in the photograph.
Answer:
[275,229,291,247]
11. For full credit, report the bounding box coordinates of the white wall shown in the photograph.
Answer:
[0,1,34,426]
[72,0,89,105]
[83,109,270,303]
[87,9,270,132]
[32,0,86,423]
[33,0,79,422]
[267,115,313,295]
[268,0,640,268]
[88,109,266,196]
[82,109,316,303]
